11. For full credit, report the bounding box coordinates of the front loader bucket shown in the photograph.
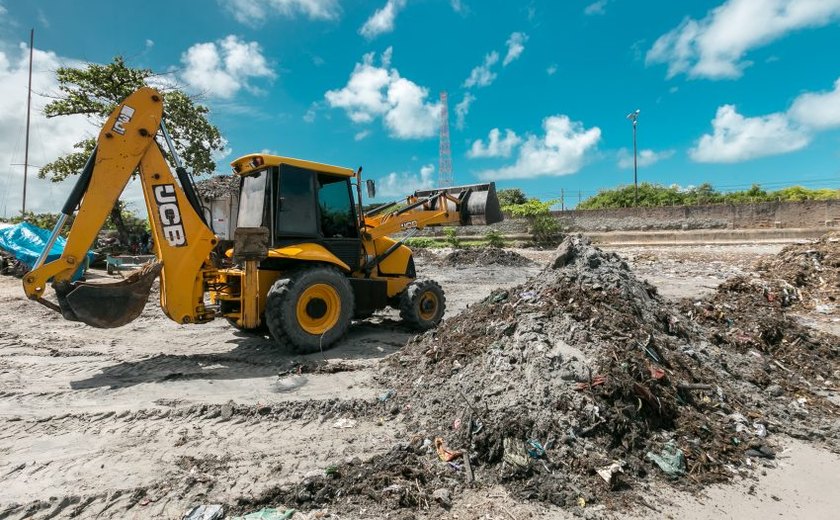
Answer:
[414,182,503,226]
[55,262,162,328]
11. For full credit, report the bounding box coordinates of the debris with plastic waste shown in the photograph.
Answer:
[646,440,686,477]
[435,437,462,462]
[183,504,223,520]
[596,462,624,485]
[502,437,530,468]
[230,508,295,520]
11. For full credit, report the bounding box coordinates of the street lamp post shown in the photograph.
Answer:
[626,109,640,205]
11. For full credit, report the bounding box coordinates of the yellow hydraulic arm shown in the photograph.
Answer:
[23,87,218,328]
[361,183,502,240]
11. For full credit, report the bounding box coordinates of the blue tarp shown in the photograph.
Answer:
[0,222,93,279]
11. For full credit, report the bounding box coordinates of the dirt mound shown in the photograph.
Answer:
[224,236,839,518]
[363,235,840,513]
[755,233,840,313]
[440,247,534,267]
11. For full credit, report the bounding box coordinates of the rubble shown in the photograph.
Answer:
[754,233,840,313]
[354,235,840,513]
[195,175,240,199]
[438,247,535,267]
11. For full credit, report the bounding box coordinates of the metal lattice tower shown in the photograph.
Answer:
[438,91,453,187]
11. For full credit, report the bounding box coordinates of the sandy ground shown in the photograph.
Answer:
[0,243,838,519]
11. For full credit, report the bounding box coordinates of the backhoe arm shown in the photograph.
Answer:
[23,87,218,328]
[361,182,502,240]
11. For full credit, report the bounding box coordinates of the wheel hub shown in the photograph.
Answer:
[296,283,341,335]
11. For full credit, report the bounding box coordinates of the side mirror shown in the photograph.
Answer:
[366,179,376,198]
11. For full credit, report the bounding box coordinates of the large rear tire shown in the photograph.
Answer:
[399,279,446,331]
[265,266,354,354]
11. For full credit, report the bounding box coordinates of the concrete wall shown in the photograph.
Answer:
[556,199,840,232]
[421,199,840,237]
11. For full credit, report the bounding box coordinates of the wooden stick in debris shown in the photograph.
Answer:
[463,410,475,484]
[677,383,713,391]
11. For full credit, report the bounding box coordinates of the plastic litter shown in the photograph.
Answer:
[502,437,529,468]
[378,389,395,402]
[230,508,295,520]
[332,417,357,429]
[183,504,224,520]
[526,439,545,459]
[596,461,624,485]
[434,437,462,462]
[646,440,686,477]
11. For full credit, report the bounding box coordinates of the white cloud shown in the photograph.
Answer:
[221,0,340,26]
[788,77,840,130]
[181,35,274,99]
[454,93,475,130]
[450,0,465,13]
[354,130,371,141]
[584,0,608,15]
[324,48,440,139]
[689,105,809,163]
[145,39,155,49]
[477,115,601,180]
[463,51,498,88]
[546,64,557,76]
[377,163,436,197]
[647,0,840,79]
[617,148,675,169]
[359,0,406,40]
[0,44,131,216]
[468,128,521,158]
[503,32,528,66]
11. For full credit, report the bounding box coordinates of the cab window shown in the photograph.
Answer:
[318,175,357,238]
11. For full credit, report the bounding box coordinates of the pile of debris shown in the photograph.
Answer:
[438,247,534,267]
[0,249,27,277]
[239,236,838,517]
[195,175,240,199]
[754,233,840,313]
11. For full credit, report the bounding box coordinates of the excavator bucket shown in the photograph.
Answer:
[414,182,503,226]
[54,262,163,328]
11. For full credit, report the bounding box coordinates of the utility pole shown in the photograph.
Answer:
[22,28,34,215]
[438,91,453,188]
[626,109,640,206]
[560,188,565,211]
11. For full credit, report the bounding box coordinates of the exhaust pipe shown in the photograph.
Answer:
[413,182,503,226]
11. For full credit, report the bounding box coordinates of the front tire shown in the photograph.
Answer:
[265,266,354,354]
[399,280,445,331]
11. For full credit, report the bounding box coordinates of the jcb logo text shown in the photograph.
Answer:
[112,105,135,135]
[153,184,187,247]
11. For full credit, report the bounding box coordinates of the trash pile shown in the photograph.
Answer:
[195,175,240,199]
[438,246,534,267]
[754,233,840,313]
[234,236,839,517]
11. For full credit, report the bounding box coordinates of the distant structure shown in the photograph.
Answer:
[438,91,453,188]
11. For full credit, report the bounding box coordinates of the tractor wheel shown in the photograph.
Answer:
[399,279,446,331]
[265,266,354,354]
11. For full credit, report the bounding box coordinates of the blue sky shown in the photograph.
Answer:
[2,0,840,215]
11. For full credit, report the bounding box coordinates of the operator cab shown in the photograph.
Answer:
[231,154,362,270]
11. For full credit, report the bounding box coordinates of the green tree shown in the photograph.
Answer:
[39,57,224,244]
[498,188,528,207]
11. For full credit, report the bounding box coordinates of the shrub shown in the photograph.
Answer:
[444,227,462,248]
[484,229,506,248]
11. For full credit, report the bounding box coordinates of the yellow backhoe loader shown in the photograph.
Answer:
[22,87,503,353]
